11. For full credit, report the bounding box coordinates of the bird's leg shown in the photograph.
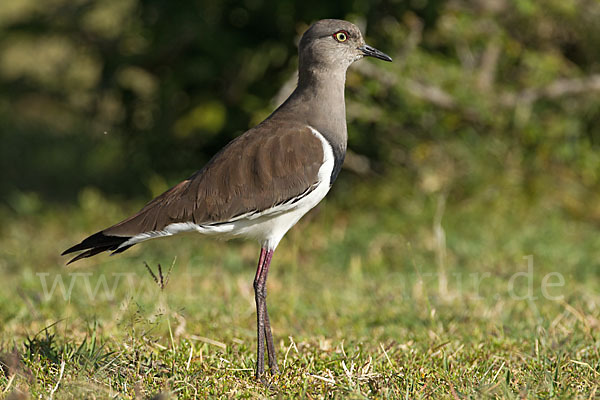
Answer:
[253,247,278,380]
[260,251,279,374]
[263,309,279,373]
[254,247,268,380]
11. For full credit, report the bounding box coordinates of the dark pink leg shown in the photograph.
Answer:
[253,247,279,380]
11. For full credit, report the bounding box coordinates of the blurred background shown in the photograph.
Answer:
[1,0,600,396]
[1,0,598,211]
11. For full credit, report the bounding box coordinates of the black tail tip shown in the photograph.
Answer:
[62,232,132,264]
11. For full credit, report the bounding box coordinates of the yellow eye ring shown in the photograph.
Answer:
[333,31,348,42]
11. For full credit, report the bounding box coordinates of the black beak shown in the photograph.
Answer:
[359,44,392,62]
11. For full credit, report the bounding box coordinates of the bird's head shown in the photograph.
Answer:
[298,19,392,73]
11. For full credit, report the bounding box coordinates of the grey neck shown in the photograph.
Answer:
[271,66,349,183]
[296,66,348,142]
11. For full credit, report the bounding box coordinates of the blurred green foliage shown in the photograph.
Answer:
[1,2,600,396]
[0,0,598,215]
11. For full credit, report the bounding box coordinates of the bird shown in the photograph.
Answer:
[62,19,392,380]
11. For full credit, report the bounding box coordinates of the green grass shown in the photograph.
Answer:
[1,176,600,398]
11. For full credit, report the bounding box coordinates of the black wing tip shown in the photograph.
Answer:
[62,232,107,255]
[62,232,132,264]
[61,246,80,256]
[66,251,92,265]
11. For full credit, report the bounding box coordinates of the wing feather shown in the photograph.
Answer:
[103,119,324,237]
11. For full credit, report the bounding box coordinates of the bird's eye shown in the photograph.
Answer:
[333,30,348,42]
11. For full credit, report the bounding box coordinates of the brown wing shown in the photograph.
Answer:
[62,119,324,263]
[102,119,324,236]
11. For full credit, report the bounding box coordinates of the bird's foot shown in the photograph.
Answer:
[255,373,267,384]
[269,361,280,375]
[255,364,279,384]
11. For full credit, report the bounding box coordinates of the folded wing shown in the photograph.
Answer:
[62,119,325,263]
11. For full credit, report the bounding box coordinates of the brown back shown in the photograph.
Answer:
[103,119,324,236]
